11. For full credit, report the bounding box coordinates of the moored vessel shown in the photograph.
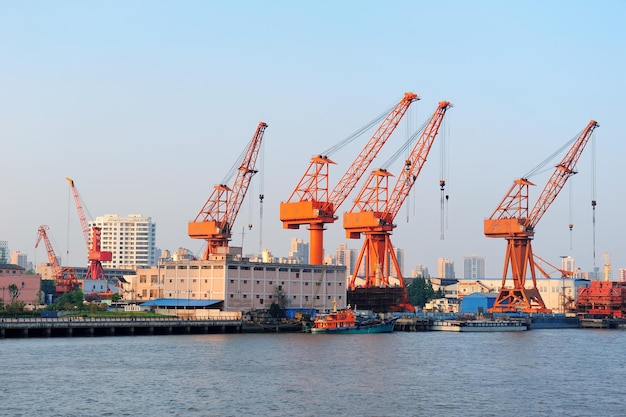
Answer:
[430,319,528,332]
[310,308,396,334]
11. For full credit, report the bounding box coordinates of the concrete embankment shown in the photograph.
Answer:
[0,316,244,338]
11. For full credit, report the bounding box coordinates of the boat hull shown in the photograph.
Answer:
[430,320,527,332]
[310,321,395,334]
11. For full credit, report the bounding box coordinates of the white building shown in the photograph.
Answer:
[90,214,157,268]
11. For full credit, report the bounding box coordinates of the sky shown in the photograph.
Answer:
[1,1,624,278]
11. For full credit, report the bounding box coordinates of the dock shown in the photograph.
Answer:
[0,316,244,338]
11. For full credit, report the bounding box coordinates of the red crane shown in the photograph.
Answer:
[188,122,268,260]
[35,225,79,293]
[343,102,452,306]
[66,177,112,281]
[484,120,599,313]
[280,92,419,265]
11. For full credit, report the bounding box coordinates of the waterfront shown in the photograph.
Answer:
[2,329,625,417]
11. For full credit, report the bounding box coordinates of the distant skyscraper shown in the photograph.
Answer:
[561,256,575,274]
[11,251,29,269]
[411,264,430,278]
[289,238,309,264]
[90,214,157,268]
[391,247,405,277]
[463,255,485,279]
[438,258,455,279]
[335,243,358,274]
[0,241,8,264]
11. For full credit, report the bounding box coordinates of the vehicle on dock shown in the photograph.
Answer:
[310,308,396,334]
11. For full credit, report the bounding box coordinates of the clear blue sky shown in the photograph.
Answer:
[2,1,624,278]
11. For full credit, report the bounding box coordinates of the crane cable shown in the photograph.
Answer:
[591,131,597,271]
[439,113,450,240]
[259,138,265,254]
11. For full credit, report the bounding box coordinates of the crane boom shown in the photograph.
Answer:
[484,120,599,313]
[188,122,268,260]
[280,92,418,265]
[527,120,599,229]
[66,177,90,247]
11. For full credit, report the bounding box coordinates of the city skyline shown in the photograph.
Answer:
[2,2,624,278]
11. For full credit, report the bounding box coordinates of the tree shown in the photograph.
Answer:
[407,277,437,308]
[8,284,20,304]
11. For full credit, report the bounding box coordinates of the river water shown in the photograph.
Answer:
[2,329,625,417]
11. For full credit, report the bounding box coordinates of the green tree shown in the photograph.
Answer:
[407,277,437,308]
[8,284,20,304]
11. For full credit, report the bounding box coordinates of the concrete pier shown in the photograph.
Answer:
[0,316,243,339]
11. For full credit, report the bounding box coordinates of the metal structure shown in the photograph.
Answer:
[484,120,599,313]
[280,92,418,265]
[344,101,452,310]
[35,225,79,293]
[66,177,112,281]
[188,122,268,260]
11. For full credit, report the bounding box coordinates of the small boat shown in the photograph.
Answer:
[430,319,528,332]
[310,308,396,334]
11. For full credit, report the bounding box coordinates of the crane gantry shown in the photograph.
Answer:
[484,120,599,313]
[35,225,79,294]
[188,122,268,260]
[280,92,419,265]
[66,177,112,281]
[343,101,452,311]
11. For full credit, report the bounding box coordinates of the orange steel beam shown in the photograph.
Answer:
[280,92,418,265]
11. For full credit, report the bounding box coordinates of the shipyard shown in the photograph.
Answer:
[2,2,625,416]
[0,97,623,334]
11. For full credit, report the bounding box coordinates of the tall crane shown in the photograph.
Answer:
[343,101,452,310]
[66,177,112,281]
[188,122,268,260]
[484,120,599,313]
[35,225,79,294]
[280,92,419,265]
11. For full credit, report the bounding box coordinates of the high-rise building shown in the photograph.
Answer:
[0,241,9,264]
[11,251,29,270]
[289,238,309,264]
[392,247,405,278]
[335,243,358,274]
[411,264,430,278]
[463,255,485,279]
[561,256,575,274]
[91,214,157,268]
[438,258,455,279]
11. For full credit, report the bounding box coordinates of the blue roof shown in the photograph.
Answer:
[140,298,222,308]
[464,292,498,299]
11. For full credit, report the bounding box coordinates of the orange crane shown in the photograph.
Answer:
[484,120,599,313]
[280,92,419,265]
[343,101,452,310]
[188,122,268,260]
[66,177,112,281]
[35,225,79,294]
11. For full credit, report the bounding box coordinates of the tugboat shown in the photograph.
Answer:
[310,301,396,334]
